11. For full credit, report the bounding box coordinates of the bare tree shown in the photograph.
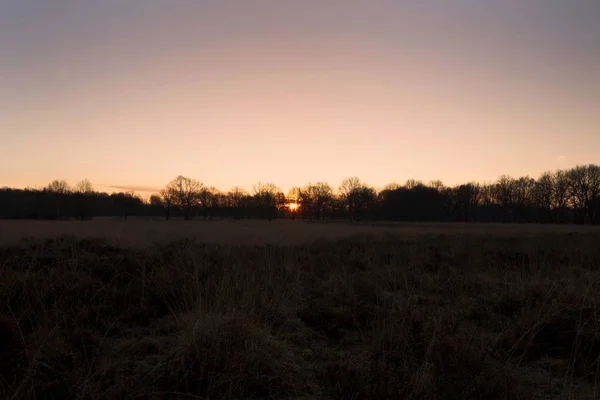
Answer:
[300,182,333,220]
[274,191,287,210]
[229,187,247,207]
[253,182,281,221]
[197,187,212,220]
[201,187,221,220]
[383,182,401,191]
[339,177,362,221]
[46,179,71,194]
[404,179,424,189]
[71,179,95,220]
[567,164,600,224]
[166,176,203,220]
[112,190,140,220]
[532,172,554,222]
[339,177,376,221]
[74,179,94,194]
[159,186,177,220]
[512,176,535,222]
[298,187,314,220]
[455,183,481,222]
[213,191,228,219]
[354,186,377,221]
[591,195,600,224]
[428,180,445,191]
[227,187,248,219]
[45,179,71,219]
[253,182,280,196]
[479,183,494,207]
[551,170,570,224]
[492,175,515,222]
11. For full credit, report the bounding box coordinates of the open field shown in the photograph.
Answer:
[1,219,600,248]
[1,222,600,399]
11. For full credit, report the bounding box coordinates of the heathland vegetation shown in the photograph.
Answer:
[1,227,600,399]
[1,164,600,224]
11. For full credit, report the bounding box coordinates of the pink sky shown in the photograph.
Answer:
[1,1,599,194]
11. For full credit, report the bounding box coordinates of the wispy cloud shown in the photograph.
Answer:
[96,184,162,193]
[557,155,568,162]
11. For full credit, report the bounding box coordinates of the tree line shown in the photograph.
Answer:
[1,164,599,224]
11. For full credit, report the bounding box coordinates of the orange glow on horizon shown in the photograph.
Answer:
[288,203,299,212]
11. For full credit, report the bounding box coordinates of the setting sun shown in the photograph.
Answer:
[288,203,300,212]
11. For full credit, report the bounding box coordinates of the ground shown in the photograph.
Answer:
[0,220,599,399]
[1,218,599,247]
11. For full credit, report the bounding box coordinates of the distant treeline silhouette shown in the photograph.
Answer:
[1,164,600,224]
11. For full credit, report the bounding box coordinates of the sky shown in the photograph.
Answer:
[1,0,599,194]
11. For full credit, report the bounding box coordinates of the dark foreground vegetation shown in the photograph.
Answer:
[2,164,600,224]
[1,233,600,399]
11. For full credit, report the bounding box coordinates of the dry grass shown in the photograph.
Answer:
[1,222,600,399]
[1,219,599,248]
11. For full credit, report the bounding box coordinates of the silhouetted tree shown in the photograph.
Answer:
[590,195,600,225]
[46,180,70,194]
[45,179,72,220]
[253,182,281,221]
[149,194,165,217]
[203,187,221,220]
[512,176,535,222]
[227,187,247,219]
[354,186,377,221]
[168,176,202,220]
[111,191,143,220]
[379,185,446,222]
[384,183,401,191]
[428,180,445,191]
[197,187,212,220]
[492,175,516,222]
[567,164,600,224]
[454,183,481,222]
[300,182,334,220]
[551,170,571,224]
[532,172,554,223]
[159,187,177,220]
[2,164,600,224]
[74,179,94,194]
[404,179,424,190]
[339,177,363,221]
[73,179,95,220]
